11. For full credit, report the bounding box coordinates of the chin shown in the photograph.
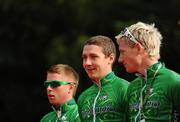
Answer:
[51,102,59,106]
[49,100,56,105]
[126,68,135,73]
[88,74,95,79]
[90,76,99,82]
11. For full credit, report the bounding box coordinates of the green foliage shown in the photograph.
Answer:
[0,0,179,121]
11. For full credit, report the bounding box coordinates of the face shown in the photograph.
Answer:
[46,73,74,106]
[118,38,140,73]
[82,45,113,81]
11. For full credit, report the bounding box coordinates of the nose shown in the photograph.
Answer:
[83,57,92,67]
[118,55,123,63]
[47,86,53,91]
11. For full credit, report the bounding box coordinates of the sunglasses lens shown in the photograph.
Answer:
[44,82,49,88]
[44,81,60,88]
[51,81,60,88]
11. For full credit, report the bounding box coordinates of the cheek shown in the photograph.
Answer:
[59,86,68,92]
[82,63,86,69]
[55,87,67,96]
[125,52,136,62]
[125,55,138,67]
[127,56,135,63]
[54,90,67,102]
[128,57,139,69]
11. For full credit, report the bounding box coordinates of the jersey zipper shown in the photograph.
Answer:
[92,81,101,122]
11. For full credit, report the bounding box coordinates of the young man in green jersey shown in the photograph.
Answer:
[40,64,81,122]
[78,35,129,122]
[116,22,180,122]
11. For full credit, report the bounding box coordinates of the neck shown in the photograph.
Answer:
[94,70,112,85]
[55,95,73,107]
[138,58,158,76]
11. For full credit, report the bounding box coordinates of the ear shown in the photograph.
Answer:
[69,84,73,90]
[67,84,74,95]
[108,53,115,64]
[135,42,144,52]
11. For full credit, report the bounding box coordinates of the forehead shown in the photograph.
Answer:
[118,38,131,49]
[82,44,103,55]
[47,73,74,82]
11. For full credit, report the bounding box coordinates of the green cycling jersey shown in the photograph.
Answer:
[40,98,81,122]
[127,62,180,122]
[78,72,129,122]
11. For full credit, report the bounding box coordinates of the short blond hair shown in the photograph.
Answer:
[47,64,79,96]
[116,22,162,59]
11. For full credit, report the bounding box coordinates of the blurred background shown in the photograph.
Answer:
[0,0,179,121]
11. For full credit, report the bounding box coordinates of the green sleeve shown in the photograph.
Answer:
[170,73,180,113]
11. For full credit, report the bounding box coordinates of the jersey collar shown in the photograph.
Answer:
[100,72,116,85]
[136,61,164,79]
[53,98,76,113]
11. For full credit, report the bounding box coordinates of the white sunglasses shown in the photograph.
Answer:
[116,28,138,44]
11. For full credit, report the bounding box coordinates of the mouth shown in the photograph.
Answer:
[48,94,55,99]
[86,68,96,73]
[123,63,127,67]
